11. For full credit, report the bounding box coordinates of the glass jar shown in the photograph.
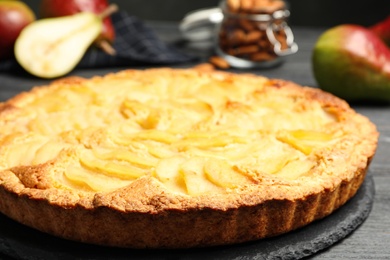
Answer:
[217,0,298,68]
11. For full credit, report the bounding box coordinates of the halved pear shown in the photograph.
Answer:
[14,12,103,78]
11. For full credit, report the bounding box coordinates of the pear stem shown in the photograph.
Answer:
[99,4,119,19]
[97,39,117,55]
[96,4,118,56]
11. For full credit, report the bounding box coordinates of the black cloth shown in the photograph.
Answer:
[0,11,196,72]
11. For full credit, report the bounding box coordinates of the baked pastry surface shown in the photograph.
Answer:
[0,68,378,248]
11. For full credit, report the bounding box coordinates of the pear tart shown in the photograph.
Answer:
[0,69,378,248]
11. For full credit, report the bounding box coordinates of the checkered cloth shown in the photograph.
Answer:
[0,11,196,72]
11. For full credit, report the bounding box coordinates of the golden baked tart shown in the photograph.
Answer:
[0,68,378,248]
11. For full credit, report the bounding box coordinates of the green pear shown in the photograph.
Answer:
[312,24,390,102]
[14,12,103,78]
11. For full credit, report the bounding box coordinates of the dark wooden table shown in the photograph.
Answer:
[0,22,389,259]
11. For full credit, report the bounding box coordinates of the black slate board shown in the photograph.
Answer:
[0,174,375,260]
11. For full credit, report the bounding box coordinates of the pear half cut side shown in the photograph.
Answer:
[15,12,103,79]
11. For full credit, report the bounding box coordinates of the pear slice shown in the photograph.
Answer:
[14,12,103,78]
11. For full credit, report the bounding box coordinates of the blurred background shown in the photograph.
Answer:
[26,0,389,27]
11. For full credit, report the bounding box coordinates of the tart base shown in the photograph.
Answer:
[0,173,374,259]
[0,165,368,249]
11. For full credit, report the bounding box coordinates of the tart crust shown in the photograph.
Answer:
[0,68,378,248]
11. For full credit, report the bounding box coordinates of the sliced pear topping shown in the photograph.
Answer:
[32,139,68,165]
[180,157,221,195]
[277,130,335,155]
[120,99,151,120]
[79,150,148,179]
[147,145,178,159]
[133,130,179,144]
[64,165,132,192]
[154,156,186,183]
[175,134,248,151]
[275,158,314,179]
[92,148,158,168]
[204,158,252,189]
[153,156,187,193]
[141,110,163,129]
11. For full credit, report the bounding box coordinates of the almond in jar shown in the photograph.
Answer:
[217,0,298,68]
